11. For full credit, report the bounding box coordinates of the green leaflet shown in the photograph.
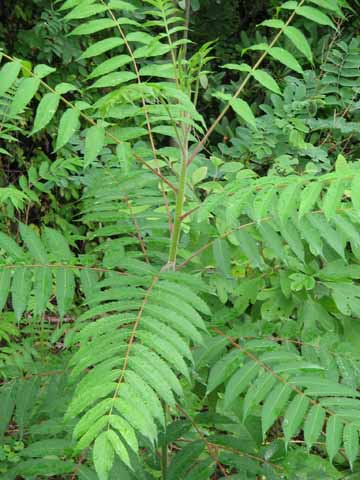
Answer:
[326,415,343,463]
[323,179,344,221]
[113,395,157,443]
[138,330,190,380]
[12,267,32,321]
[308,214,346,260]
[32,93,60,134]
[333,214,360,248]
[93,432,115,480]
[155,280,211,315]
[343,423,359,469]
[298,217,323,257]
[299,181,323,219]
[84,125,105,167]
[124,370,164,426]
[305,381,359,398]
[33,64,56,79]
[34,267,51,316]
[108,0,137,12]
[280,220,305,262]
[67,382,118,421]
[60,0,96,11]
[252,185,276,223]
[73,398,113,441]
[129,354,176,406]
[252,69,282,95]
[0,386,15,440]
[278,181,300,224]
[243,373,277,420]
[87,55,132,79]
[143,304,203,344]
[43,227,73,261]
[258,223,284,260]
[284,26,313,63]
[9,77,40,116]
[0,268,11,312]
[15,378,39,437]
[76,414,113,452]
[0,61,21,97]
[151,285,207,332]
[207,349,243,394]
[235,229,264,270]
[8,459,75,477]
[134,344,182,396]
[269,47,303,74]
[213,238,231,276]
[167,441,205,480]
[224,362,260,407]
[307,0,342,13]
[140,63,175,79]
[304,404,326,451]
[80,38,124,59]
[70,18,116,35]
[56,267,75,319]
[21,439,69,457]
[297,6,336,28]
[64,2,108,20]
[106,430,132,469]
[0,231,25,259]
[108,417,138,458]
[55,108,80,151]
[19,223,48,263]
[262,384,293,437]
[89,71,137,89]
[55,82,78,95]
[351,173,360,213]
[141,316,193,362]
[230,98,257,128]
[259,19,285,28]
[283,394,310,449]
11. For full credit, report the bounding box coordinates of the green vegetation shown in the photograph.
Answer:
[1,0,360,478]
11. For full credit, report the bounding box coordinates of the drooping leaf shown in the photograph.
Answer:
[34,267,52,317]
[299,181,323,219]
[80,38,124,59]
[284,26,313,63]
[269,47,303,74]
[283,394,310,449]
[56,267,75,319]
[262,384,293,437]
[12,267,32,321]
[235,229,264,269]
[19,223,48,263]
[93,432,115,480]
[0,61,21,97]
[351,173,360,213]
[297,6,336,28]
[326,415,343,463]
[10,77,40,116]
[230,98,257,128]
[84,125,105,167]
[323,179,344,221]
[0,268,11,312]
[55,108,80,150]
[278,182,300,224]
[224,362,260,407]
[304,404,326,451]
[32,93,60,134]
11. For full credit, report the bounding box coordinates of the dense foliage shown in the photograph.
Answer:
[2,0,360,478]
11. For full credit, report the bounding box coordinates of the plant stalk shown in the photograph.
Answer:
[168,126,189,267]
